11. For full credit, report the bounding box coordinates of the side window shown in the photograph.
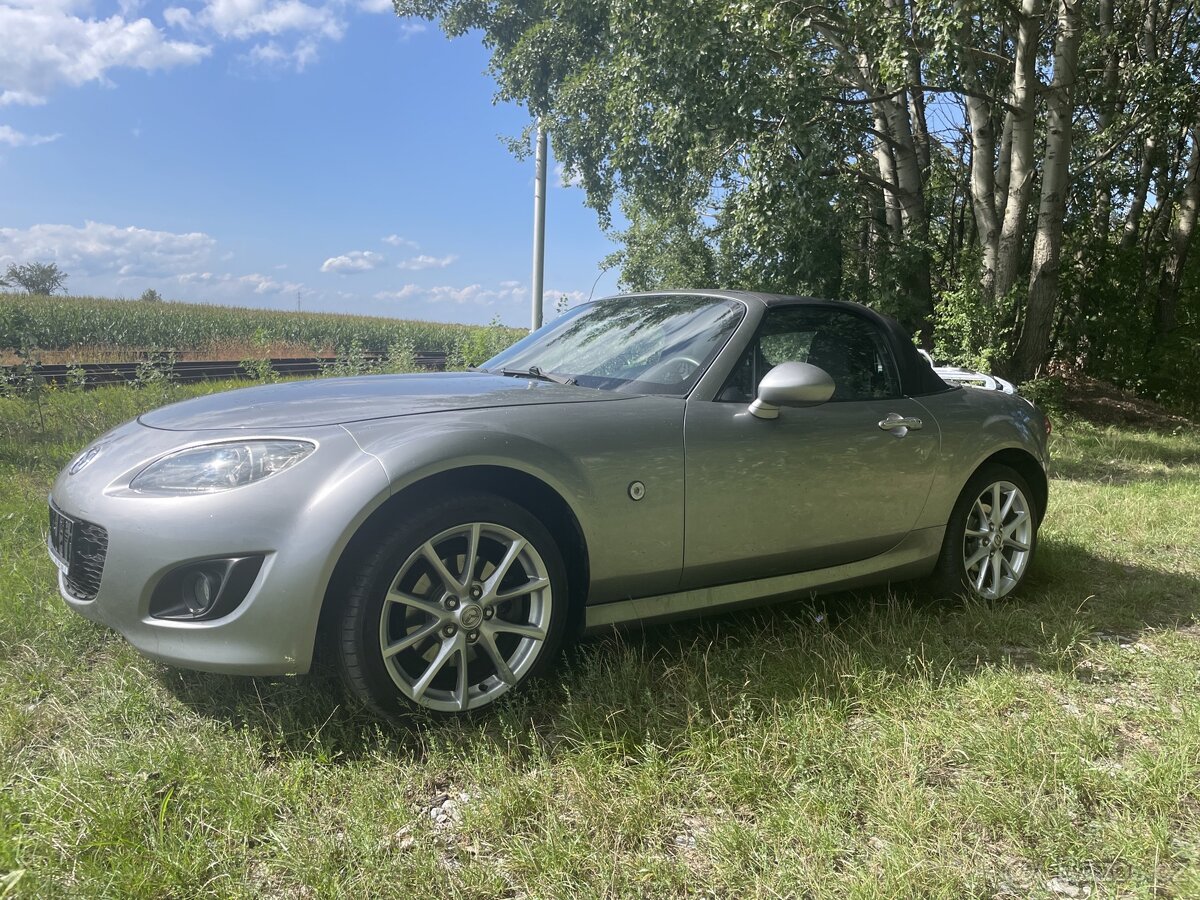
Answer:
[718,307,900,402]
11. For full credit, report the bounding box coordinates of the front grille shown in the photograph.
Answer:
[49,505,109,601]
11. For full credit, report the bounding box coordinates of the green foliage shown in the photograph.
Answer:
[329,340,380,378]
[132,350,178,407]
[0,340,47,433]
[139,288,164,303]
[403,0,1200,412]
[457,315,522,367]
[932,276,1008,374]
[239,356,277,383]
[0,262,68,296]
[382,338,418,374]
[0,292,501,357]
[1018,376,1068,417]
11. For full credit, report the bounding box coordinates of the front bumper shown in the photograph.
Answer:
[49,420,390,675]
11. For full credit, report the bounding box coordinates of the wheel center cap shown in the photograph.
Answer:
[459,604,483,629]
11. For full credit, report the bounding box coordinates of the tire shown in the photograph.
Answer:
[336,492,568,718]
[928,463,1039,601]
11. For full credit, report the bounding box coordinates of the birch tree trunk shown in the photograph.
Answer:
[994,0,1042,303]
[1153,127,1200,344]
[1009,0,1083,380]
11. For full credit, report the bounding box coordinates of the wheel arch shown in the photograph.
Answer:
[315,465,591,663]
[974,448,1048,524]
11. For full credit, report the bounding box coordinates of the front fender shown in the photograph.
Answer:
[343,398,688,603]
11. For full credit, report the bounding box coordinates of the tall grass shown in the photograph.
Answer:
[0,292,523,357]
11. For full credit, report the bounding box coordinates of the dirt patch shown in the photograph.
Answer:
[1060,374,1197,429]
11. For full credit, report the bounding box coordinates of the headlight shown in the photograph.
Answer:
[130,440,315,495]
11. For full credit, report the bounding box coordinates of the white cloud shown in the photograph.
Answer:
[320,249,385,274]
[245,37,320,68]
[396,253,457,271]
[166,0,345,70]
[0,221,215,277]
[374,282,585,308]
[0,5,210,106]
[382,234,418,248]
[358,0,393,12]
[178,270,303,295]
[0,124,60,146]
[376,283,496,305]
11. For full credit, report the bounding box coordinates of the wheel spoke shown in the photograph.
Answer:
[988,553,1003,597]
[483,538,527,594]
[411,636,458,701]
[421,541,463,594]
[1006,536,1030,552]
[488,620,546,642]
[965,545,990,569]
[479,632,517,686]
[462,523,481,586]
[965,526,989,538]
[386,589,445,618]
[494,575,550,603]
[974,556,989,591]
[454,646,469,711]
[1000,554,1017,580]
[999,488,1016,521]
[1003,512,1029,538]
[383,619,443,658]
[990,484,1003,526]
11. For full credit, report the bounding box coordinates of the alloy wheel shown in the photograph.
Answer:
[378,521,552,712]
[962,480,1032,600]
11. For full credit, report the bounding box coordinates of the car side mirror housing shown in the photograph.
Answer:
[748,362,835,420]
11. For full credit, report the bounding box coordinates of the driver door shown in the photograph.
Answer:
[680,305,939,589]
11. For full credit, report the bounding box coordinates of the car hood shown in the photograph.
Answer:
[138,372,630,430]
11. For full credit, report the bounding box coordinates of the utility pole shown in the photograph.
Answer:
[530,120,547,331]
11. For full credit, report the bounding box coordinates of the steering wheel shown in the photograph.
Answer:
[639,355,701,384]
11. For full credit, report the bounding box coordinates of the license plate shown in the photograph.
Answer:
[48,505,74,573]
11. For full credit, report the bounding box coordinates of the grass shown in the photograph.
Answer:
[1,384,1198,898]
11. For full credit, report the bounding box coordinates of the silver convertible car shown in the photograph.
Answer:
[48,292,1050,717]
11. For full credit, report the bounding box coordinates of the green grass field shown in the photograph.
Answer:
[0,292,522,363]
[1,382,1198,898]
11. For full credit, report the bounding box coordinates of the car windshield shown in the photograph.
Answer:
[482,294,745,396]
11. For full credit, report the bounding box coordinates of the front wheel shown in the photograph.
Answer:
[929,464,1039,601]
[336,493,567,718]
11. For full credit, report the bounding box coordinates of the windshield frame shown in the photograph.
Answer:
[482,293,748,398]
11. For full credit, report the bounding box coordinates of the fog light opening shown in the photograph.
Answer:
[184,570,221,616]
[150,555,265,621]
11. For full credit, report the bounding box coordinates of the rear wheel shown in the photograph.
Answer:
[930,464,1038,600]
[337,493,567,717]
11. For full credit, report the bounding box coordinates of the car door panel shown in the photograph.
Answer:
[681,398,939,588]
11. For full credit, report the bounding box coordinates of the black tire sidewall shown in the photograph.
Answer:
[337,493,568,719]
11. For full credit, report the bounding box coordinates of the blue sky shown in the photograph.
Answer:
[0,0,622,326]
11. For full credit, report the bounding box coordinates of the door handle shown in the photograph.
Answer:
[878,413,923,432]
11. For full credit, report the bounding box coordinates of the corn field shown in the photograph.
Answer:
[0,293,522,360]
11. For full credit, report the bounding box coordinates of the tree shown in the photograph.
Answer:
[1,262,68,296]
[398,0,1200,407]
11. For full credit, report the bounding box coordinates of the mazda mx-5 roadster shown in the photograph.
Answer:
[49,291,1049,717]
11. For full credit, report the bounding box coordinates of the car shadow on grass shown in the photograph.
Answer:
[156,536,1200,761]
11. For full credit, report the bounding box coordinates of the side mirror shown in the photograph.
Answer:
[748,361,835,420]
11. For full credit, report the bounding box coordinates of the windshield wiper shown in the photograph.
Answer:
[498,366,575,386]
